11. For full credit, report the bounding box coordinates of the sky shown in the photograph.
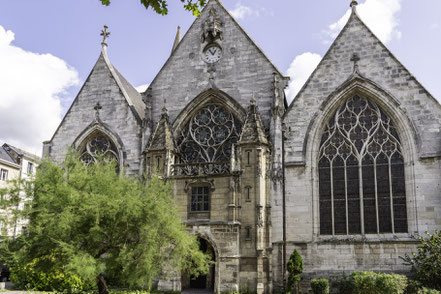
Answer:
[0,0,440,155]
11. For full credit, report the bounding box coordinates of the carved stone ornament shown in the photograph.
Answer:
[201,8,224,43]
[256,205,264,227]
[184,178,215,192]
[271,167,283,185]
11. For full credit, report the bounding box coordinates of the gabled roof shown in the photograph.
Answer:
[101,47,145,121]
[146,106,176,152]
[2,143,40,163]
[285,2,440,115]
[238,98,268,145]
[148,0,289,89]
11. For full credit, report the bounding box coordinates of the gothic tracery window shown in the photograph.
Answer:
[319,95,407,235]
[79,133,119,168]
[177,104,242,163]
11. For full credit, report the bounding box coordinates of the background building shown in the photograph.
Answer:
[0,144,40,238]
[43,0,441,292]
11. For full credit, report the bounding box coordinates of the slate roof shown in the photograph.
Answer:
[0,145,18,166]
[102,49,145,121]
[2,144,41,163]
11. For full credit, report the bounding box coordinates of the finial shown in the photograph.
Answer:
[100,25,110,47]
[161,99,168,117]
[250,93,256,106]
[350,0,358,8]
[94,102,102,119]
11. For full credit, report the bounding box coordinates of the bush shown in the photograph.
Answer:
[406,280,441,294]
[287,249,303,294]
[351,271,407,294]
[338,276,355,294]
[311,278,330,294]
[10,257,91,292]
[401,230,441,290]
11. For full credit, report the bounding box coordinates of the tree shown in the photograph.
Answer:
[401,231,441,290]
[0,152,210,293]
[100,0,207,16]
[287,249,303,294]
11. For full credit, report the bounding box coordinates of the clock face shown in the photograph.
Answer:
[204,46,222,63]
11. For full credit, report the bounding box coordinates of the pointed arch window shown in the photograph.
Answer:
[318,95,407,235]
[79,133,120,169]
[177,104,242,163]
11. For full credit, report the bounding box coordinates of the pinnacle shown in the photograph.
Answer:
[350,0,358,8]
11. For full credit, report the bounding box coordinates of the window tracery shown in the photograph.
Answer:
[79,133,119,168]
[177,104,242,164]
[319,95,407,235]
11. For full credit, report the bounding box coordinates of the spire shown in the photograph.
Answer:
[146,105,176,152]
[238,98,268,145]
[171,26,181,53]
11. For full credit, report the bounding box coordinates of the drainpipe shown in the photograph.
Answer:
[281,124,287,289]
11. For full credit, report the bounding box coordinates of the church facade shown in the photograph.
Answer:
[43,0,441,293]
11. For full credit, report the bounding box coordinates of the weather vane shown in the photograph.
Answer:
[100,25,110,47]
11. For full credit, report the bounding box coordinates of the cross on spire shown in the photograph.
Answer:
[100,25,110,47]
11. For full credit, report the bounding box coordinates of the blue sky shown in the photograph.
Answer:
[0,0,440,154]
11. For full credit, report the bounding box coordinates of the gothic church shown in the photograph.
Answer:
[43,0,441,292]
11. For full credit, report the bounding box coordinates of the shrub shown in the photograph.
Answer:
[287,249,303,294]
[401,230,441,290]
[351,271,407,294]
[406,280,441,294]
[311,278,330,294]
[10,257,91,292]
[338,276,355,294]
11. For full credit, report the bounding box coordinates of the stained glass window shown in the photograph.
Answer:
[177,104,242,163]
[319,95,407,235]
[79,133,119,168]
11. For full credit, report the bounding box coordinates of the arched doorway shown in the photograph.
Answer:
[182,238,216,291]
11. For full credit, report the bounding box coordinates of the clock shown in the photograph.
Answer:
[203,45,222,64]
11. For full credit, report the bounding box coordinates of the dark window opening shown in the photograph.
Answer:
[191,186,210,212]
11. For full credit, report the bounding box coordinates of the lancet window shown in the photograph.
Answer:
[177,104,242,163]
[79,133,119,168]
[318,95,407,235]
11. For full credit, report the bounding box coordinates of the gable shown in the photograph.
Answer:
[283,7,441,163]
[147,0,288,130]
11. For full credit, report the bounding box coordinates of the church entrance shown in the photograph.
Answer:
[182,237,216,291]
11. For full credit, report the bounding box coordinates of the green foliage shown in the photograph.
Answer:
[0,151,211,291]
[406,280,441,294]
[338,275,355,294]
[100,0,207,16]
[310,279,329,294]
[401,231,441,290]
[350,271,407,294]
[287,249,303,294]
[10,256,91,292]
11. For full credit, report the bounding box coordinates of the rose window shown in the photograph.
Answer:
[177,104,242,163]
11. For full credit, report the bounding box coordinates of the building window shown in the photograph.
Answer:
[79,133,119,169]
[246,150,251,165]
[245,226,252,240]
[0,169,8,181]
[318,95,407,235]
[177,104,242,163]
[191,186,210,212]
[27,162,34,174]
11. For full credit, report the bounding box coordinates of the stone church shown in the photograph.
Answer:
[43,0,441,292]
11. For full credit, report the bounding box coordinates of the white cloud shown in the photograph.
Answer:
[326,0,402,44]
[229,3,260,20]
[285,52,322,104]
[0,25,79,156]
[135,84,149,93]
